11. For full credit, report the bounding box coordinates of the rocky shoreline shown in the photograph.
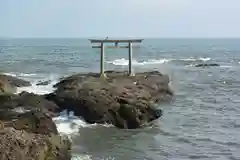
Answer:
[0,70,173,159]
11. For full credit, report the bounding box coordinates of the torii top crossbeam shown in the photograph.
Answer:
[89,38,144,78]
[89,39,144,43]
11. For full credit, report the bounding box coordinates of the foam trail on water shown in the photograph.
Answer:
[107,57,211,66]
[179,58,197,61]
[219,65,233,68]
[2,72,37,77]
[179,57,211,62]
[107,58,170,66]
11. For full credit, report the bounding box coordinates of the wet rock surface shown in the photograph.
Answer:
[46,71,173,129]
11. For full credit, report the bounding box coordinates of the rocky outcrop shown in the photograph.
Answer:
[0,128,71,160]
[0,74,31,87]
[0,74,31,95]
[46,71,173,129]
[0,70,174,159]
[0,110,58,135]
[10,111,58,135]
[195,63,220,67]
[0,93,71,160]
[0,80,16,95]
[0,91,60,119]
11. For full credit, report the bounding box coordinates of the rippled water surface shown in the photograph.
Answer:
[0,38,240,160]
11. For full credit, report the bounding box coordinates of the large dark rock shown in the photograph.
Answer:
[0,128,71,160]
[0,74,31,87]
[12,111,58,135]
[0,91,60,119]
[46,71,173,129]
[0,93,71,160]
[0,111,58,135]
[0,92,59,135]
[195,63,220,67]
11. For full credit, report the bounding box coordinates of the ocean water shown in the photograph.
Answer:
[0,38,240,160]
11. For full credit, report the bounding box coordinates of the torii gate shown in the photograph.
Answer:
[89,38,144,78]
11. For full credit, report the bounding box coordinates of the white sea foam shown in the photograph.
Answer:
[180,57,211,62]
[71,155,93,160]
[199,57,211,61]
[53,110,112,136]
[107,57,211,66]
[107,58,170,66]
[53,111,112,160]
[52,111,84,135]
[179,58,198,61]
[10,72,60,95]
[219,65,233,68]
[2,72,37,77]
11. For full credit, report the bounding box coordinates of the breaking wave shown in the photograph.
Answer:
[107,57,211,66]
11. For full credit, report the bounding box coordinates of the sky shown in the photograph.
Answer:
[1,0,240,38]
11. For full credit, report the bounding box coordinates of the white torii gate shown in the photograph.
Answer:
[89,38,144,78]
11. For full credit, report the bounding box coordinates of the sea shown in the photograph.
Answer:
[0,38,240,160]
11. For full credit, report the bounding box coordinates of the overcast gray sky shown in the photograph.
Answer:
[1,0,240,38]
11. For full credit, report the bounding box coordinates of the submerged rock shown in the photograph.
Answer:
[0,74,31,87]
[0,128,71,160]
[36,80,52,86]
[46,71,173,129]
[195,63,220,67]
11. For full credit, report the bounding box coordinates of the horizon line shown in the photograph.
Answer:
[1,36,240,39]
